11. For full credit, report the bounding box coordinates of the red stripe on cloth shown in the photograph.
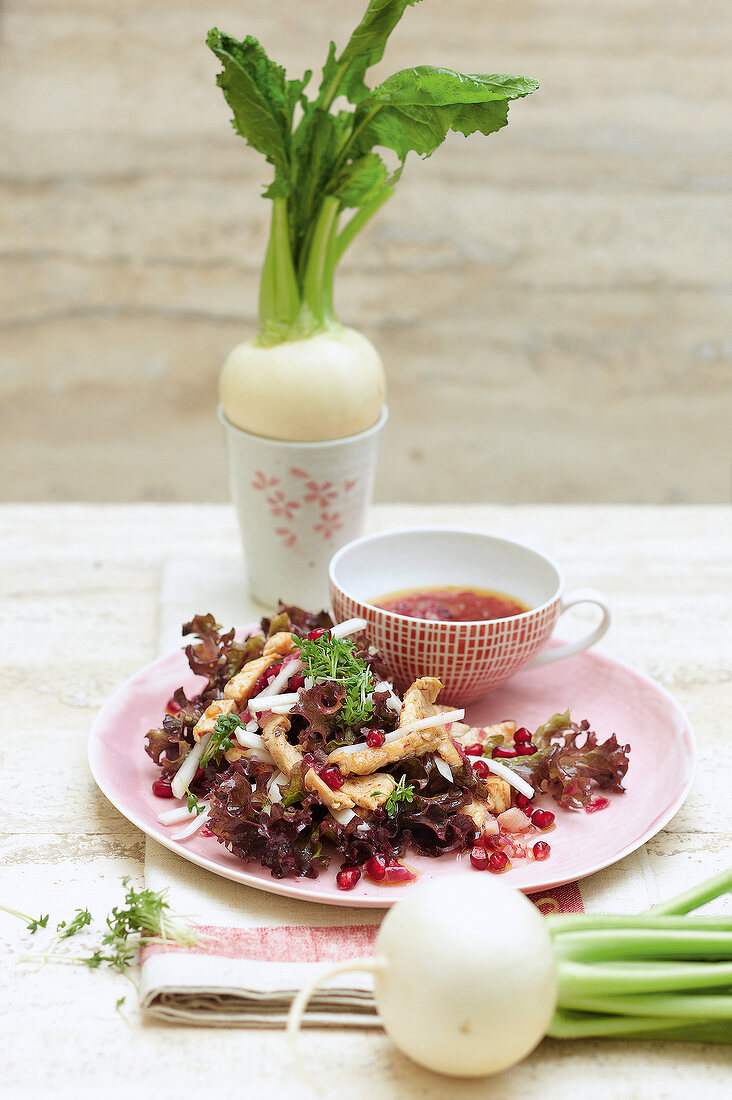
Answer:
[143,924,378,963]
[141,882,584,963]
[529,880,584,914]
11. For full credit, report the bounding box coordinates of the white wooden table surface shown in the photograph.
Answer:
[2,503,731,1098]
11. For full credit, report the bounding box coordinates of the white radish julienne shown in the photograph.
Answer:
[171,805,210,841]
[330,807,357,826]
[288,874,557,1078]
[248,692,299,713]
[261,657,302,698]
[389,709,465,741]
[157,805,199,826]
[329,617,368,639]
[373,679,402,714]
[334,709,465,756]
[484,756,535,800]
[171,732,210,799]
[247,748,276,766]
[266,771,287,805]
[433,756,453,783]
[234,728,267,751]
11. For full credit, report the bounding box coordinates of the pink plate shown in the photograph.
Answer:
[88,639,695,907]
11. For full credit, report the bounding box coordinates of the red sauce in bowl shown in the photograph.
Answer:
[372,585,529,622]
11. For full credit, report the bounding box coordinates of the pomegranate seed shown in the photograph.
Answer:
[465,743,484,757]
[336,867,361,891]
[514,727,532,743]
[472,759,491,779]
[488,851,509,873]
[483,833,503,851]
[289,673,305,690]
[366,728,386,748]
[586,797,611,813]
[493,746,518,759]
[365,855,387,881]
[533,841,551,861]
[383,864,417,885]
[321,765,345,790]
[470,845,489,871]
[251,673,270,696]
[152,779,175,798]
[516,743,537,756]
[307,627,329,641]
[199,826,214,838]
[515,792,533,810]
[166,698,181,716]
[532,809,555,830]
[266,662,283,681]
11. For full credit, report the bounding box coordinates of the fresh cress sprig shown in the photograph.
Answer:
[183,786,206,815]
[13,878,203,974]
[0,905,49,933]
[295,632,375,727]
[385,775,415,815]
[207,1,539,346]
[57,908,92,938]
[200,712,242,767]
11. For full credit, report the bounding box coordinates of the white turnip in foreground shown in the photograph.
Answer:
[288,868,732,1078]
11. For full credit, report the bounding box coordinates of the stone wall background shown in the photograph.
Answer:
[1,0,730,504]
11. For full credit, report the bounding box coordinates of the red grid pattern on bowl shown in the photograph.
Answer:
[331,586,560,703]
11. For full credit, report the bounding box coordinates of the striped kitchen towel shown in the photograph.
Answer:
[139,838,593,1028]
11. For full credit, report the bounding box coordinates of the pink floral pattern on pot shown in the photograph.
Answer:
[252,468,356,547]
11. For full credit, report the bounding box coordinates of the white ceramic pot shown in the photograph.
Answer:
[219,405,388,609]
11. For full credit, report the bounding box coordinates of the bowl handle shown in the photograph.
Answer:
[528,588,611,667]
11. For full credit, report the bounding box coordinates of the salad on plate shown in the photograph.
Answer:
[145,607,630,890]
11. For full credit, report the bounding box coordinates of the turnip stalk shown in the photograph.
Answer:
[207,4,539,441]
[646,865,732,916]
[551,929,732,962]
[258,198,300,345]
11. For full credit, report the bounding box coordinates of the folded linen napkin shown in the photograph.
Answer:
[139,558,659,1028]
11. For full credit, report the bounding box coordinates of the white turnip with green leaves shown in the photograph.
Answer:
[208,1,539,441]
[288,867,732,1078]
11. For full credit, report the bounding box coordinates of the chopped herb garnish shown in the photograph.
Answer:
[295,633,375,727]
[57,908,92,938]
[184,786,205,816]
[385,775,415,815]
[200,711,243,767]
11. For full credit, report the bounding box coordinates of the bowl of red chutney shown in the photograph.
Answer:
[328,526,610,704]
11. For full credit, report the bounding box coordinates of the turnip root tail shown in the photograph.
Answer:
[287,957,384,1094]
